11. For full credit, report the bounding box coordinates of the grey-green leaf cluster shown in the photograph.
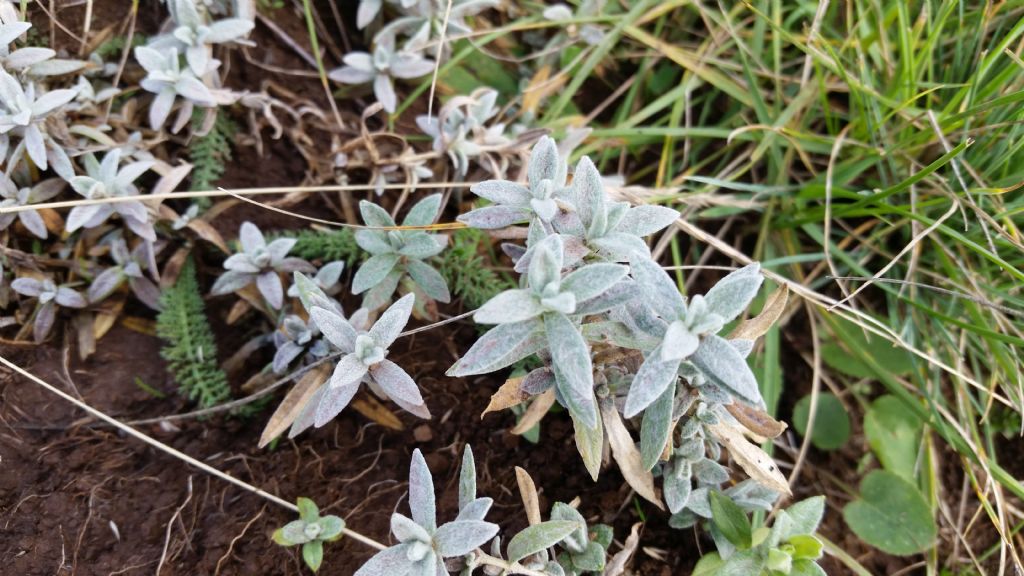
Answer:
[694,495,827,576]
[353,193,451,310]
[355,446,499,576]
[272,497,346,573]
[452,135,782,531]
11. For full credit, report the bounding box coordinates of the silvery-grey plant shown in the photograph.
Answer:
[289,292,429,437]
[66,149,158,241]
[696,494,827,576]
[0,175,63,239]
[623,257,764,418]
[271,314,329,374]
[87,238,163,310]
[210,221,314,309]
[352,194,450,310]
[0,69,77,179]
[134,45,217,130]
[416,87,511,177]
[327,38,434,113]
[354,447,499,576]
[150,0,254,76]
[367,0,498,54]
[457,136,568,230]
[448,135,790,524]
[10,276,87,342]
[456,232,629,429]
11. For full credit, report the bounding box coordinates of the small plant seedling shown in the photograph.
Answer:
[273,497,346,573]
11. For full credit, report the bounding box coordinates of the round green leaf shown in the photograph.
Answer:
[842,470,937,556]
[792,393,850,451]
[864,395,923,480]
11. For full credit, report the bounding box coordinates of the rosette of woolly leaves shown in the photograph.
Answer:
[554,155,679,262]
[134,46,216,130]
[210,222,314,309]
[369,0,498,53]
[0,69,77,179]
[328,38,433,113]
[272,314,330,374]
[273,497,345,573]
[449,233,628,429]
[10,277,87,342]
[150,0,254,76]
[458,135,569,230]
[87,238,163,310]
[624,256,765,421]
[352,194,450,309]
[290,293,429,437]
[66,149,157,241]
[416,87,509,176]
[355,448,498,576]
[0,175,63,239]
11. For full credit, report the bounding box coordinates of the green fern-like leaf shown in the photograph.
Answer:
[94,34,147,59]
[435,228,514,309]
[283,227,364,264]
[189,111,237,207]
[157,258,231,408]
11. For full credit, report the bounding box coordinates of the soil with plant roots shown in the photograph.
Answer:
[0,2,1002,576]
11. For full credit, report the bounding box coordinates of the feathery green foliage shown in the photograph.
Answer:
[189,110,237,207]
[157,258,231,408]
[286,227,364,264]
[436,227,513,309]
[94,34,147,59]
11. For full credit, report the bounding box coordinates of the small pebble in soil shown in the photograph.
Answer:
[413,425,433,443]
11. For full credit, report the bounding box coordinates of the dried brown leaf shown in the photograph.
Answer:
[725,402,788,439]
[515,467,542,526]
[151,162,193,197]
[709,422,792,496]
[482,376,529,418]
[604,523,641,576]
[258,364,331,448]
[120,316,157,336]
[601,401,663,509]
[729,284,789,341]
[351,395,404,431]
[510,388,556,435]
[187,219,230,253]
